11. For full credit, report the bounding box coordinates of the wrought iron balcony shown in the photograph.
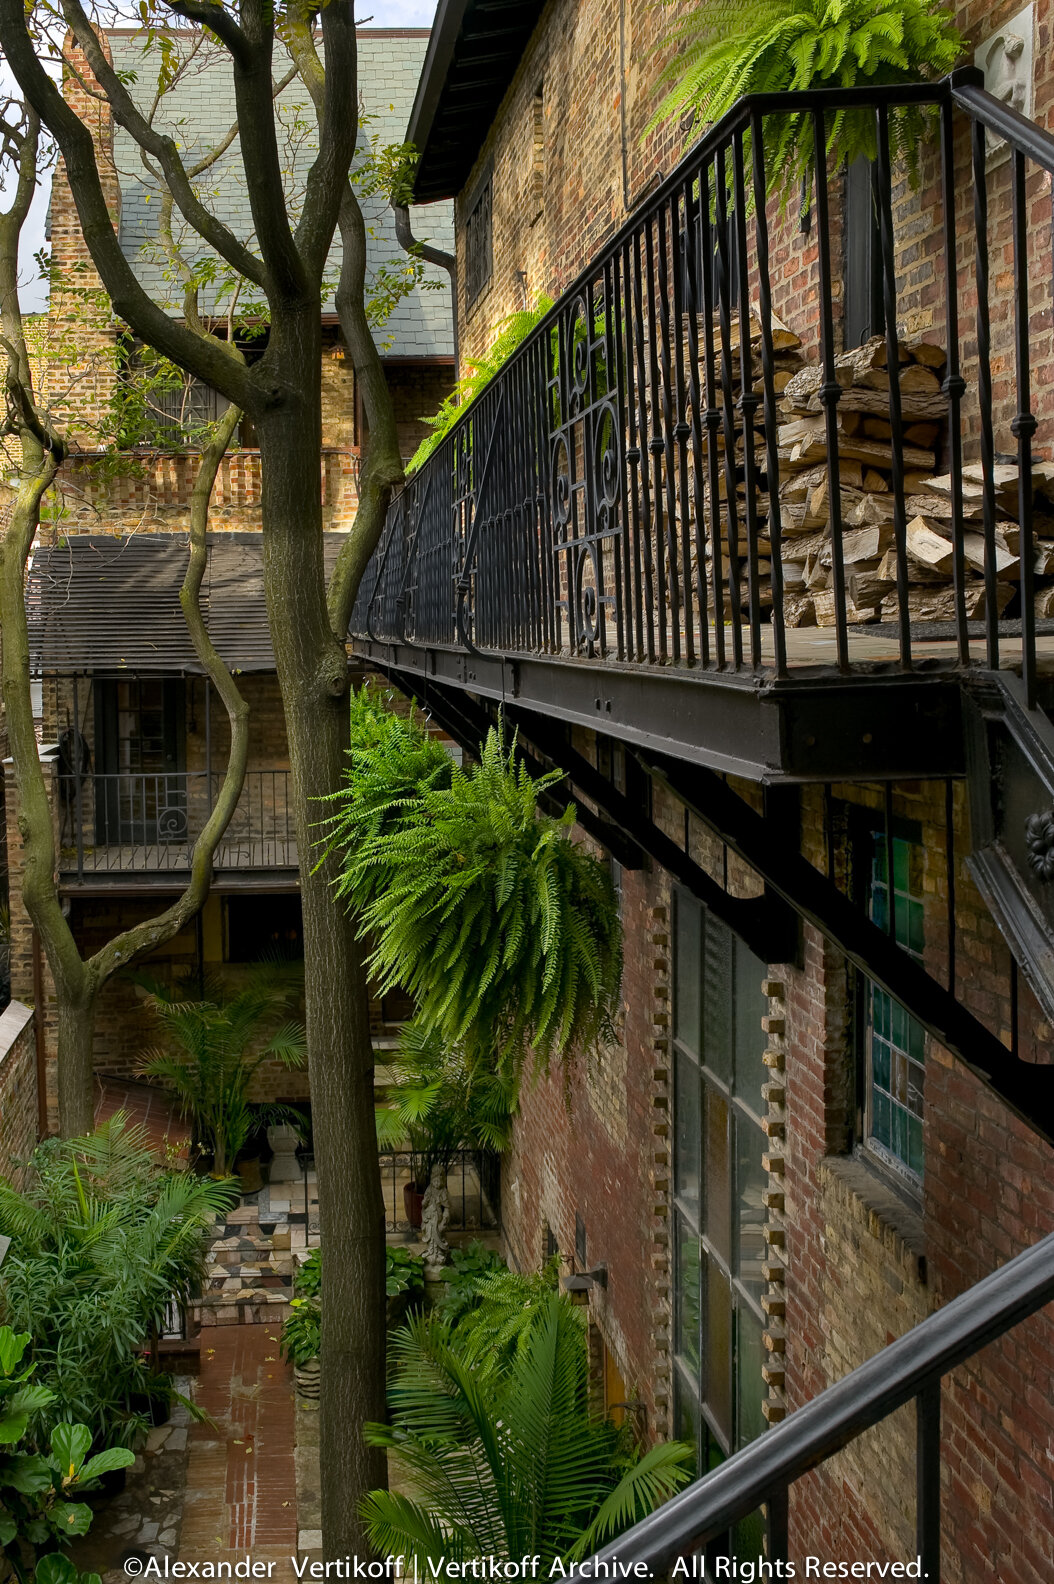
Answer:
[351,69,1054,780]
[56,769,296,879]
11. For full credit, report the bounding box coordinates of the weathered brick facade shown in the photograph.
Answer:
[0,1002,40,1185]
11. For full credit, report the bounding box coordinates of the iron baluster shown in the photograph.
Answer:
[697,157,727,666]
[655,200,683,663]
[714,148,744,668]
[1012,148,1038,708]
[645,216,671,661]
[873,103,912,672]
[938,94,970,665]
[631,232,657,662]
[749,110,788,679]
[681,174,711,667]
[811,106,850,672]
[732,130,763,668]
[971,117,1000,669]
[916,1380,941,1584]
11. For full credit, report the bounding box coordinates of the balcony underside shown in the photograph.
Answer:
[352,634,991,781]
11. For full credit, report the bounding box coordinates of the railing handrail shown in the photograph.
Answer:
[381,65,1054,499]
[587,1230,1054,1570]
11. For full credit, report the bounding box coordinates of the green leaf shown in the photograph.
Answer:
[35,1553,83,1584]
[0,1329,31,1379]
[50,1426,91,1481]
[0,1413,29,1445]
[78,1447,135,1483]
[3,1453,53,1495]
[0,1514,16,1546]
[50,1501,94,1538]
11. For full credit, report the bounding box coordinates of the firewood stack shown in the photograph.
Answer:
[695,312,806,617]
[770,334,1054,629]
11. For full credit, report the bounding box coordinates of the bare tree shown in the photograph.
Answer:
[0,89,251,1135]
[0,1,411,1552]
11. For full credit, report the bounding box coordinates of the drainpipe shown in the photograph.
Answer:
[393,203,459,377]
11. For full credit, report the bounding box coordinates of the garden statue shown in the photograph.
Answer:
[421,1162,451,1270]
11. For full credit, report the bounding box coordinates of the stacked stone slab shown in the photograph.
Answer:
[772,335,1054,628]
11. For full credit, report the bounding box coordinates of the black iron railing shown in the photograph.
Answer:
[586,1230,1054,1579]
[379,1146,501,1236]
[57,769,295,876]
[352,69,1054,709]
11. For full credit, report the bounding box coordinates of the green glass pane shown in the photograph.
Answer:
[675,1214,701,1377]
[874,990,891,1040]
[733,936,768,1108]
[908,1016,926,1063]
[673,1373,700,1470]
[735,1112,767,1300]
[704,1258,733,1447]
[736,1304,766,1448]
[891,1001,907,1051]
[872,1036,891,1094]
[893,837,910,893]
[702,917,733,1084]
[674,1048,701,1220]
[674,894,702,1053]
[704,1087,731,1264]
[907,1064,924,1119]
[891,1101,906,1163]
[872,1090,891,1147]
[872,886,889,934]
[908,1114,924,1177]
[872,842,888,886]
[907,901,925,956]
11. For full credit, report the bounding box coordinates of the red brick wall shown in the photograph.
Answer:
[0,1002,39,1183]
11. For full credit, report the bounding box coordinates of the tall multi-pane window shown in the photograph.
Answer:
[465,169,493,308]
[672,890,768,1472]
[865,833,926,1183]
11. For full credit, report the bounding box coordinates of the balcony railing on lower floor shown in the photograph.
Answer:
[57,769,295,877]
[352,70,1054,711]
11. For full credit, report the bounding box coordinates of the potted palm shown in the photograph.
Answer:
[375,1023,516,1229]
[136,966,307,1178]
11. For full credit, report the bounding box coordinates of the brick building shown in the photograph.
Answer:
[5,26,451,1121]
[346,1,1054,1579]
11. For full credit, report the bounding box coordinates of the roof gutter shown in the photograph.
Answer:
[406,0,473,199]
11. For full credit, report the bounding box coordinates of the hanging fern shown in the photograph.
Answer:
[651,0,964,203]
[323,691,622,1079]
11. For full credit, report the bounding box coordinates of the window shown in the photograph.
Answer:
[864,832,926,1182]
[118,338,261,448]
[465,169,493,309]
[672,890,768,1473]
[225,893,303,963]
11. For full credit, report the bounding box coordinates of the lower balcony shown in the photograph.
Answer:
[56,769,296,882]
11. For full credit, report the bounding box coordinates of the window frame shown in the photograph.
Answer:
[848,808,927,1196]
[464,163,494,312]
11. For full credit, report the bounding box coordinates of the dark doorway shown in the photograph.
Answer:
[94,678,186,845]
[843,158,885,349]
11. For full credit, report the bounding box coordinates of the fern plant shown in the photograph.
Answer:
[407,297,554,473]
[361,1295,693,1569]
[325,695,622,1081]
[651,0,964,203]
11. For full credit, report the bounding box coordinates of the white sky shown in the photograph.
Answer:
[1,1,439,310]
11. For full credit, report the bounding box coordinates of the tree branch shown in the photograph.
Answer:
[293,0,362,282]
[0,0,260,411]
[60,0,270,292]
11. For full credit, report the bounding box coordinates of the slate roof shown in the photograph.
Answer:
[108,29,454,360]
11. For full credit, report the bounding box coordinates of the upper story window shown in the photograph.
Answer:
[465,167,493,310]
[117,338,260,448]
[863,830,926,1184]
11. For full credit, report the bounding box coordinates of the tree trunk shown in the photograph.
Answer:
[256,321,387,1559]
[55,982,98,1137]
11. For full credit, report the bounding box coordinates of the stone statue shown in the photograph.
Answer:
[421,1162,451,1269]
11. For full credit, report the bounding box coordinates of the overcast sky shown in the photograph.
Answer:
[1,1,439,310]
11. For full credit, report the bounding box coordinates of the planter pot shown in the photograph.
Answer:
[267,1123,301,1184]
[237,1155,264,1194]
[403,1182,425,1229]
[295,1357,321,1402]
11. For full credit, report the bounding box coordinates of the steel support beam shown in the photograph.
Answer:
[646,751,1054,1145]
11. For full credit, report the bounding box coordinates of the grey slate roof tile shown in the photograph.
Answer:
[109,31,454,360]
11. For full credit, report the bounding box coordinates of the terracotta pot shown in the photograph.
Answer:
[403,1181,424,1228]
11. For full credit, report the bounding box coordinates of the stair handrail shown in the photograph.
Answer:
[585,1231,1054,1573]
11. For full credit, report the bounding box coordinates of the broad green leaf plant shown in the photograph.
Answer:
[0,1325,133,1584]
[651,0,964,203]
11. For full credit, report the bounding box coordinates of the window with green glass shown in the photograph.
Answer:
[672,889,768,1475]
[866,833,926,1183]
